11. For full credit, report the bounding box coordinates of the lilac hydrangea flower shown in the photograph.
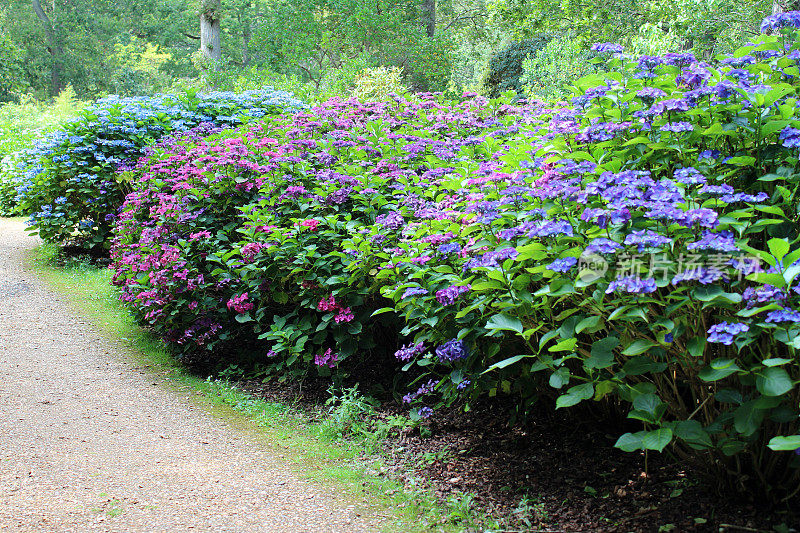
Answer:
[402,379,439,403]
[395,342,426,362]
[761,11,800,33]
[314,348,338,368]
[707,322,750,345]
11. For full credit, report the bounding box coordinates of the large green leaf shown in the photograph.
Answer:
[585,336,618,369]
[485,313,524,334]
[555,383,594,409]
[641,428,673,452]
[767,435,800,451]
[755,367,793,396]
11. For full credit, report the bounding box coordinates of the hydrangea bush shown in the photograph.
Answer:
[16,88,306,251]
[111,14,800,501]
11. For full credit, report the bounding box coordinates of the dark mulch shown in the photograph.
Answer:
[235,375,797,533]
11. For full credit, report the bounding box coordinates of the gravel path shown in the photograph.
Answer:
[0,218,379,532]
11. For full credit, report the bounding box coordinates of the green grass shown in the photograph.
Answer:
[27,242,487,532]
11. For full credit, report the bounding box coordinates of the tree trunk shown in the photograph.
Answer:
[31,0,63,95]
[422,0,436,38]
[199,0,222,68]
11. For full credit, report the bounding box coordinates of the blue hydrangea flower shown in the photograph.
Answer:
[765,308,800,323]
[707,322,750,345]
[585,238,622,255]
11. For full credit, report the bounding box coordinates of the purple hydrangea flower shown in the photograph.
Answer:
[315,348,338,368]
[402,287,429,299]
[438,242,462,255]
[743,285,786,308]
[720,192,769,203]
[637,87,667,101]
[700,184,735,196]
[585,238,623,255]
[435,284,472,306]
[674,167,706,185]
[707,322,750,345]
[624,230,672,252]
[761,11,800,33]
[417,406,434,418]
[435,339,468,362]
[605,275,657,294]
[780,126,800,149]
[686,230,738,252]
[402,379,439,403]
[661,121,694,133]
[547,257,578,273]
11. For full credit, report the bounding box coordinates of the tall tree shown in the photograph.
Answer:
[422,0,436,37]
[30,0,64,95]
[199,0,222,66]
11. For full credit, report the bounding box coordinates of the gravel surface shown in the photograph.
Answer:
[0,219,379,532]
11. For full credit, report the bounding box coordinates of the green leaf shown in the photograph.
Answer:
[615,431,644,452]
[762,358,793,367]
[549,337,577,352]
[485,313,524,334]
[755,367,793,396]
[686,337,706,357]
[622,339,657,356]
[641,428,673,452]
[768,238,790,261]
[674,420,712,449]
[483,354,530,373]
[235,312,253,323]
[767,435,800,451]
[734,401,766,436]
[575,315,602,334]
[585,337,618,369]
[555,383,594,409]
[623,356,667,375]
[699,359,741,382]
[633,393,662,415]
[549,367,570,389]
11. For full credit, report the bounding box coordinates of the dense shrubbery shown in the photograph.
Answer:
[16,88,305,251]
[481,37,551,98]
[111,14,800,501]
[0,88,86,216]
